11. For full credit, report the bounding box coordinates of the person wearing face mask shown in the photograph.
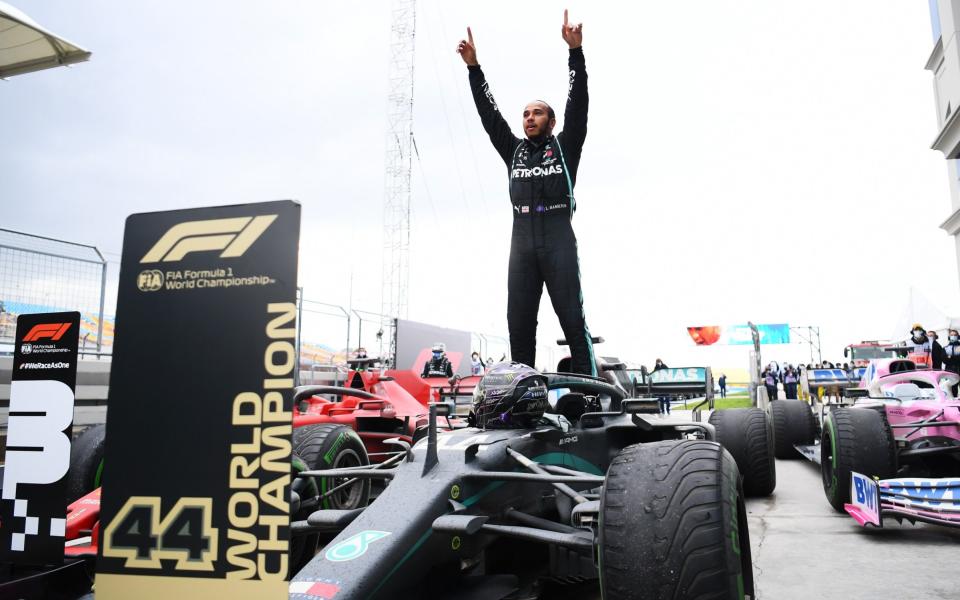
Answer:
[470,352,486,376]
[422,343,454,378]
[906,324,932,368]
[943,330,960,368]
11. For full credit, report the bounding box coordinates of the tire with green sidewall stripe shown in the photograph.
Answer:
[820,407,896,512]
[292,424,370,510]
[599,440,753,600]
[66,424,106,503]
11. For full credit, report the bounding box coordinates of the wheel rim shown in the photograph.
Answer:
[324,449,364,509]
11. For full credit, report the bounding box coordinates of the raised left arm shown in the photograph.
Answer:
[560,10,587,152]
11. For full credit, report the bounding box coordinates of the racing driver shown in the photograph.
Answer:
[422,343,455,378]
[457,10,597,376]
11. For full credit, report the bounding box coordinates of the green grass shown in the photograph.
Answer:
[711,395,752,410]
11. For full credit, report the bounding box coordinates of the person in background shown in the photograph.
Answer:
[422,342,454,378]
[762,366,779,401]
[796,364,807,401]
[944,330,960,373]
[470,352,485,376]
[929,330,944,370]
[718,373,727,398]
[906,324,932,368]
[943,329,960,396]
[487,356,496,367]
[783,367,798,399]
[652,359,669,415]
[353,347,370,372]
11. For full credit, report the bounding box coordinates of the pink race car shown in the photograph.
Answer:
[819,358,960,528]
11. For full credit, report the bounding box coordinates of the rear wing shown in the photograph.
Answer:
[801,368,863,395]
[346,357,384,370]
[640,367,714,399]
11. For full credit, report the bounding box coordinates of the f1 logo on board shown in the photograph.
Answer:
[140,215,277,263]
[22,323,72,342]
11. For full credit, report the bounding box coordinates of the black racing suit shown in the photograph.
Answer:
[468,47,596,376]
[422,356,453,378]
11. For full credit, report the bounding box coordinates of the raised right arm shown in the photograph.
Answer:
[458,27,519,165]
[468,67,520,164]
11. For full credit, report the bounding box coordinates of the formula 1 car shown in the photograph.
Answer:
[289,367,758,599]
[295,357,472,465]
[777,358,960,527]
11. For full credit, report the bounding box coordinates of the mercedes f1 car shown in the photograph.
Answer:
[287,362,771,599]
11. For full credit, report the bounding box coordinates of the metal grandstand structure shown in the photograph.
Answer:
[380,0,416,365]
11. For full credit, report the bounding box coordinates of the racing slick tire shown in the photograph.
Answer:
[769,399,817,459]
[292,424,371,510]
[66,424,106,503]
[821,407,896,512]
[709,407,776,497]
[599,440,753,600]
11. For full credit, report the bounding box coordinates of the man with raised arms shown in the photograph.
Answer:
[457,10,596,376]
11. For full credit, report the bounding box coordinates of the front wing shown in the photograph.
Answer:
[845,472,960,528]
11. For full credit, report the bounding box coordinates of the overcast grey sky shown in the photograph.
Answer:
[3,1,957,370]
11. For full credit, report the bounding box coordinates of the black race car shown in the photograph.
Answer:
[289,367,766,599]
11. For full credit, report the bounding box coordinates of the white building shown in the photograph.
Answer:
[928,1,960,269]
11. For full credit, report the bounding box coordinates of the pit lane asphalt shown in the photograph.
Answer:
[747,457,960,600]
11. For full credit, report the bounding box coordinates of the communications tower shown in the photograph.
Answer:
[381,0,416,340]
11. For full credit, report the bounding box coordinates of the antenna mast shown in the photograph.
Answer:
[381,0,416,345]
